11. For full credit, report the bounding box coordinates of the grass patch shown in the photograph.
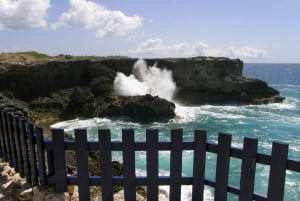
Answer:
[16,51,51,59]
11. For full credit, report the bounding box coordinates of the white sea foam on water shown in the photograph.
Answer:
[135,169,214,201]
[199,109,246,119]
[172,104,247,123]
[157,183,217,201]
[113,59,177,101]
[172,104,201,123]
[51,118,111,132]
[254,97,298,110]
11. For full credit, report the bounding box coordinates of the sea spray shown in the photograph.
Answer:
[51,64,300,200]
[113,59,177,101]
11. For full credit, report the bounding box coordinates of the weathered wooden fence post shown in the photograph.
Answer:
[27,122,39,186]
[0,110,5,158]
[99,129,114,201]
[7,113,16,168]
[267,142,289,201]
[170,129,183,201]
[122,129,136,201]
[36,127,47,185]
[192,130,207,201]
[1,111,11,165]
[13,116,24,176]
[75,129,90,200]
[215,133,232,201]
[239,137,258,201]
[146,129,159,201]
[52,129,67,192]
[19,118,31,184]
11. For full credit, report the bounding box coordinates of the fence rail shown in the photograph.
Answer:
[0,109,300,201]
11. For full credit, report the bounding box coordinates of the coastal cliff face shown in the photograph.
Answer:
[0,57,283,124]
[0,60,176,123]
[99,57,283,104]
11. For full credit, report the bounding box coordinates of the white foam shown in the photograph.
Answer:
[267,98,298,110]
[246,97,298,110]
[172,105,201,123]
[113,73,149,96]
[51,117,111,131]
[170,185,214,201]
[134,168,214,201]
[113,59,177,101]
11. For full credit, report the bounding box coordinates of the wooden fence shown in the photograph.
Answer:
[0,109,300,201]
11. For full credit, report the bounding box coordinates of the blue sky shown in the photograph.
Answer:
[0,0,299,63]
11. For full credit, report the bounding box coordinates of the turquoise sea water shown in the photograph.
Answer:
[52,63,300,200]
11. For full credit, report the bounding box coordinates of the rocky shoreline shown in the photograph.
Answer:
[0,56,284,128]
[0,55,285,200]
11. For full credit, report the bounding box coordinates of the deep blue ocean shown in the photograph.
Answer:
[52,63,300,200]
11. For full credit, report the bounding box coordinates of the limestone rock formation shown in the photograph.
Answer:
[98,57,284,104]
[0,57,284,126]
[117,94,176,121]
[0,60,176,123]
[146,57,283,104]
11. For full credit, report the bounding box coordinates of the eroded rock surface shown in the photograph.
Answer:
[0,57,284,126]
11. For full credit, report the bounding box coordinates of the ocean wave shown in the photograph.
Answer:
[248,97,298,110]
[51,116,142,132]
[173,104,248,123]
[199,109,247,119]
[50,118,103,133]
[173,105,201,123]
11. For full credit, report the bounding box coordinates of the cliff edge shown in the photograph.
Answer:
[0,55,284,125]
[101,57,283,105]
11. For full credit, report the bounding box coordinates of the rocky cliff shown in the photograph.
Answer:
[95,57,283,104]
[0,57,284,125]
[0,60,176,124]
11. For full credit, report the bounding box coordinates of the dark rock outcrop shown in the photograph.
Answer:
[99,57,284,104]
[0,60,176,123]
[0,93,30,118]
[0,57,284,126]
[61,87,96,119]
[116,94,175,121]
[147,57,283,104]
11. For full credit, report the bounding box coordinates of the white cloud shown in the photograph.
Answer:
[227,46,267,58]
[131,38,165,54]
[129,38,199,57]
[129,38,267,59]
[0,0,50,30]
[51,0,143,37]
